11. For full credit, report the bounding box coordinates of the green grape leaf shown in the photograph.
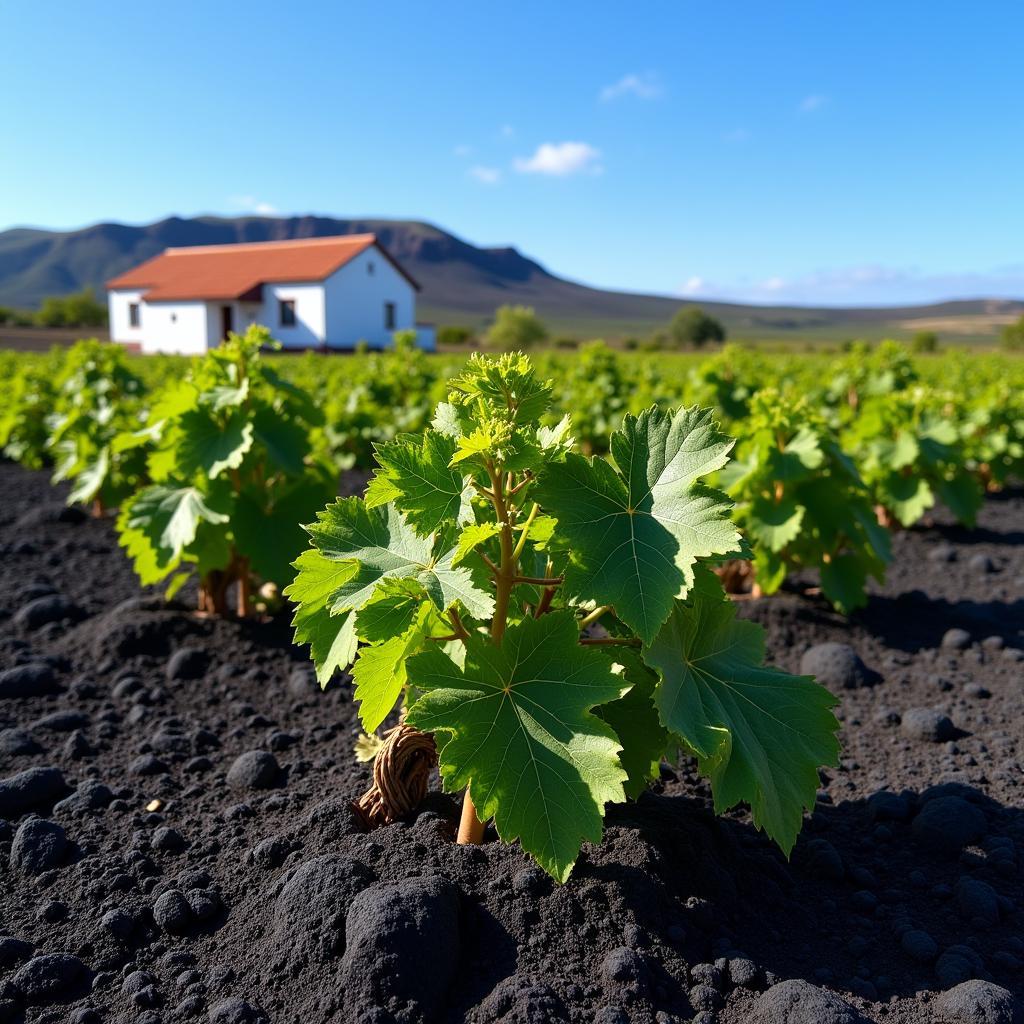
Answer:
[426,545,497,619]
[352,603,435,731]
[284,549,359,686]
[67,447,110,506]
[260,365,325,426]
[752,549,788,595]
[253,408,309,474]
[431,401,463,439]
[537,414,574,458]
[164,571,191,602]
[520,514,557,550]
[920,418,959,449]
[363,471,402,508]
[201,376,250,411]
[146,442,179,483]
[595,649,669,800]
[124,484,230,562]
[355,577,430,642]
[112,418,163,454]
[450,421,507,467]
[406,612,628,881]
[643,583,840,855]
[747,497,804,553]
[234,475,333,585]
[116,496,181,585]
[371,432,473,535]
[883,473,933,526]
[888,431,920,470]
[192,526,233,578]
[535,406,739,643]
[820,553,870,614]
[935,474,982,527]
[177,409,254,479]
[452,521,502,566]
[766,427,824,480]
[306,499,495,618]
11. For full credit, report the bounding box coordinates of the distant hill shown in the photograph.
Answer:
[1,214,1021,343]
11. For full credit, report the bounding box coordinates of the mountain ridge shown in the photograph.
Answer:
[1,215,1021,341]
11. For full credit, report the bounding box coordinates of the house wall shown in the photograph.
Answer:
[142,302,211,355]
[108,290,209,355]
[202,301,265,347]
[108,290,145,347]
[323,246,418,349]
[254,283,326,349]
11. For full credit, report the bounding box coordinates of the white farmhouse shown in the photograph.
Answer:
[106,234,434,354]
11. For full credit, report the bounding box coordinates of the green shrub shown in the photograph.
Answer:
[669,306,726,349]
[911,330,939,353]
[485,305,548,350]
[438,325,474,346]
[35,288,108,328]
[1000,314,1024,351]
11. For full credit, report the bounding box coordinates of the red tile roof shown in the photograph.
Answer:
[105,234,419,301]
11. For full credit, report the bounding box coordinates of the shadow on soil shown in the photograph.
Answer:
[594,782,1023,1008]
[854,594,1024,652]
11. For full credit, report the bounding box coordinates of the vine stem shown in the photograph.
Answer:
[458,461,516,847]
[534,558,558,618]
[578,604,612,630]
[236,554,251,617]
[511,502,539,561]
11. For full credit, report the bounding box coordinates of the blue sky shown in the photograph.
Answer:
[3,1,1023,306]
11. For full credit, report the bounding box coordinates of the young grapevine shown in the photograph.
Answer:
[116,326,334,614]
[288,353,841,880]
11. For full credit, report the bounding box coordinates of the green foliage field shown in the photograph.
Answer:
[2,335,1022,615]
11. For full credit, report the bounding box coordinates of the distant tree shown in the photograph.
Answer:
[35,288,107,328]
[0,305,35,325]
[911,330,939,353]
[438,325,474,346]
[1000,314,1024,351]
[485,305,548,349]
[669,306,726,349]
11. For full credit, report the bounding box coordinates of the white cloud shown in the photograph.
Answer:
[467,165,502,185]
[600,72,663,102]
[229,195,278,215]
[799,94,828,114]
[453,144,474,158]
[499,124,515,138]
[514,141,602,177]
[674,264,1024,306]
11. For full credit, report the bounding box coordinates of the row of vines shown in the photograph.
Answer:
[3,334,1021,619]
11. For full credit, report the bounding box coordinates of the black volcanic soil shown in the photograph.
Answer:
[0,459,1021,1024]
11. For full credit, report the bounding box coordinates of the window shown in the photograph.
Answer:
[128,303,140,328]
[279,299,296,327]
[367,261,375,275]
[384,301,396,330]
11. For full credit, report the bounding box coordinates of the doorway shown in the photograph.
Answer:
[220,305,233,341]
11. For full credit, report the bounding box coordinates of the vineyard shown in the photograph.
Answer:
[0,334,1022,1024]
